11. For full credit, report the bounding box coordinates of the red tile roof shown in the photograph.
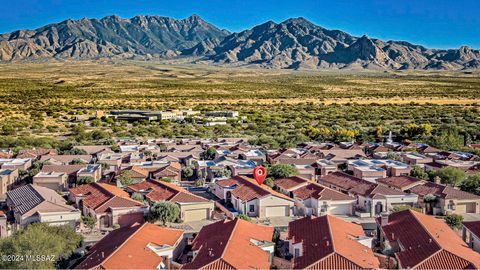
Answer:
[275,176,309,191]
[288,215,380,269]
[376,176,422,190]
[76,223,183,269]
[379,210,480,269]
[216,176,293,202]
[152,162,181,178]
[123,166,149,178]
[463,221,480,238]
[70,183,144,213]
[128,179,208,203]
[182,218,273,270]
[17,148,57,158]
[320,172,406,198]
[292,183,354,201]
[409,181,480,200]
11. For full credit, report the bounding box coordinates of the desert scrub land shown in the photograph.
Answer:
[0,60,479,151]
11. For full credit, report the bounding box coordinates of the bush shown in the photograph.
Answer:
[445,214,464,230]
[237,214,252,222]
[149,201,181,225]
[268,164,298,179]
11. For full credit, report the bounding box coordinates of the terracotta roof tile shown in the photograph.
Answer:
[292,183,354,201]
[129,179,208,203]
[275,176,309,190]
[70,183,144,213]
[376,176,422,190]
[379,210,480,269]
[409,181,480,200]
[76,223,183,269]
[289,215,380,269]
[182,219,273,270]
[217,176,293,202]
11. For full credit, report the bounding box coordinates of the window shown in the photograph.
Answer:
[249,205,255,212]
[294,248,300,258]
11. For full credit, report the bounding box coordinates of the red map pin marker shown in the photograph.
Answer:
[253,166,267,185]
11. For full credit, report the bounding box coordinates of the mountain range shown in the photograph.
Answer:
[1,14,479,70]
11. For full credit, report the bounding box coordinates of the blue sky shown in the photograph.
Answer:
[0,0,479,49]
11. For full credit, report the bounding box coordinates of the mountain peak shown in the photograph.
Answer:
[282,17,315,26]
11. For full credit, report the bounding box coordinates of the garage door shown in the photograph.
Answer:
[466,203,477,213]
[455,203,476,214]
[265,206,288,217]
[184,209,208,222]
[328,204,351,215]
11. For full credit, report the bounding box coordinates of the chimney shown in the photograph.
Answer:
[101,252,105,258]
[381,212,389,227]
[434,176,441,185]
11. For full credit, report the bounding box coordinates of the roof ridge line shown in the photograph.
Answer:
[408,210,442,251]
[325,215,336,254]
[219,219,240,261]
[98,223,146,268]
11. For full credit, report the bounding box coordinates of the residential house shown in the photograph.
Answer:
[318,148,366,164]
[424,159,480,173]
[377,210,480,269]
[156,152,199,166]
[196,157,256,181]
[76,223,185,270]
[77,164,102,182]
[39,154,93,165]
[347,159,411,182]
[128,179,214,222]
[0,158,32,171]
[408,181,480,214]
[6,184,80,229]
[274,176,310,197]
[376,176,422,191]
[151,162,181,181]
[69,183,147,228]
[73,145,112,157]
[401,152,433,167]
[462,221,480,252]
[119,166,149,185]
[98,152,125,172]
[0,169,18,200]
[16,148,57,159]
[42,164,86,186]
[238,149,266,165]
[316,159,338,176]
[319,172,418,217]
[213,176,294,218]
[32,171,68,191]
[292,183,355,216]
[276,158,317,180]
[181,218,274,270]
[283,215,380,269]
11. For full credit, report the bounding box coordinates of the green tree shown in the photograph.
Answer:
[460,173,480,195]
[203,147,217,160]
[264,177,274,188]
[181,166,195,179]
[445,214,464,230]
[81,216,96,233]
[434,167,466,187]
[149,201,181,225]
[237,214,253,222]
[0,223,83,269]
[131,192,144,202]
[213,168,232,178]
[410,165,429,180]
[268,164,298,179]
[77,176,95,185]
[118,170,133,187]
